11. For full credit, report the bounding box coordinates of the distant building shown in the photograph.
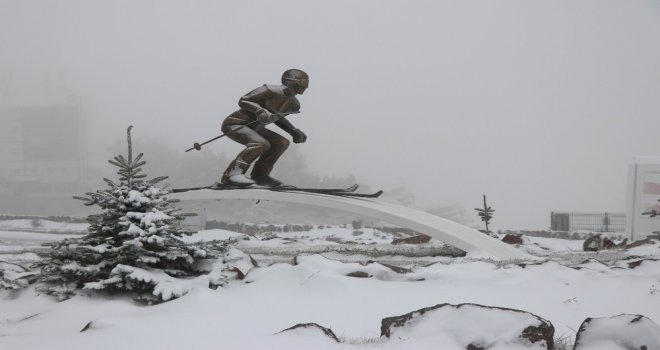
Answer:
[627,156,660,240]
[550,212,626,233]
[550,158,660,240]
[0,96,86,185]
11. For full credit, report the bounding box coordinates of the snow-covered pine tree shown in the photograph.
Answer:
[38,126,216,303]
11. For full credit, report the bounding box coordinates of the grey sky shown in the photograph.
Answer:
[1,0,660,229]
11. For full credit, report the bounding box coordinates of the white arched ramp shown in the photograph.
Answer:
[171,189,530,260]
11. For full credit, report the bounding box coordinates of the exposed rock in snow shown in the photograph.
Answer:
[276,323,340,343]
[223,247,256,276]
[345,271,371,278]
[202,248,258,289]
[627,258,659,269]
[502,234,524,245]
[380,303,554,349]
[581,235,627,252]
[391,234,431,245]
[602,237,617,249]
[573,314,660,350]
[627,238,658,249]
[583,235,603,252]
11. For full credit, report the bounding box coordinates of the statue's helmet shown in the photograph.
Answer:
[282,69,309,93]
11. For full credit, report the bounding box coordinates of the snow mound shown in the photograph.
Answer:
[290,254,425,282]
[381,303,554,349]
[1,261,36,289]
[627,238,660,257]
[574,314,660,350]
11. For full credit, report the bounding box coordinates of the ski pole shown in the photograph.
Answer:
[185,123,251,152]
[185,111,299,152]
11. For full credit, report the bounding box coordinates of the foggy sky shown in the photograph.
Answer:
[1,0,660,229]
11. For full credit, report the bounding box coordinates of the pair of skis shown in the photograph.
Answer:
[171,183,383,198]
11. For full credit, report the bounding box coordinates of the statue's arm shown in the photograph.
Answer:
[238,85,272,114]
[276,117,307,143]
[274,117,297,134]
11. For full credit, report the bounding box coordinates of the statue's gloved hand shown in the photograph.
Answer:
[291,129,307,143]
[256,109,273,124]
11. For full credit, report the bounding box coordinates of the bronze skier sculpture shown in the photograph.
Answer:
[219,69,309,187]
[180,72,383,198]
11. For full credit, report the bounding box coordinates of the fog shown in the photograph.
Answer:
[1,0,660,230]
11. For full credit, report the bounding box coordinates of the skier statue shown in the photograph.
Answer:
[219,69,309,187]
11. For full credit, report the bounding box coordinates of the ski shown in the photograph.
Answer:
[274,183,359,194]
[171,186,218,193]
[171,183,360,194]
[302,189,383,198]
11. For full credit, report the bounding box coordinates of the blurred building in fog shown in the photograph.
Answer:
[0,95,89,215]
[550,212,626,233]
[0,96,86,185]
[627,157,660,240]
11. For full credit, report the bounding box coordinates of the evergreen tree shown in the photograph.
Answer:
[38,126,215,303]
[474,195,495,236]
[643,199,660,235]
[643,203,659,218]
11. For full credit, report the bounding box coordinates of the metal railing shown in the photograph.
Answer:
[551,212,626,232]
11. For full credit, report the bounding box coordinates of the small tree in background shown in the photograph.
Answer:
[37,126,219,303]
[30,218,42,228]
[642,204,659,218]
[643,199,660,236]
[474,195,495,235]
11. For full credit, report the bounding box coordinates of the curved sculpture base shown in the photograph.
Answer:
[171,189,530,260]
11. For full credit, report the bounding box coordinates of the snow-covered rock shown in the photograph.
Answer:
[276,323,340,343]
[573,314,660,350]
[391,234,431,245]
[583,235,603,252]
[223,247,256,276]
[502,233,525,245]
[380,303,554,349]
[289,254,426,282]
[200,248,258,288]
[1,262,36,290]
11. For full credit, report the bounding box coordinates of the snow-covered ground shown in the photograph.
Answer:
[0,219,87,234]
[182,227,465,266]
[1,226,659,349]
[0,229,83,265]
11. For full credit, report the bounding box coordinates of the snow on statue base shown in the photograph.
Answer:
[171,183,383,198]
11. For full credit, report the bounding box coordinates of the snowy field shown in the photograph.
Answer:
[1,226,660,349]
[0,219,87,234]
